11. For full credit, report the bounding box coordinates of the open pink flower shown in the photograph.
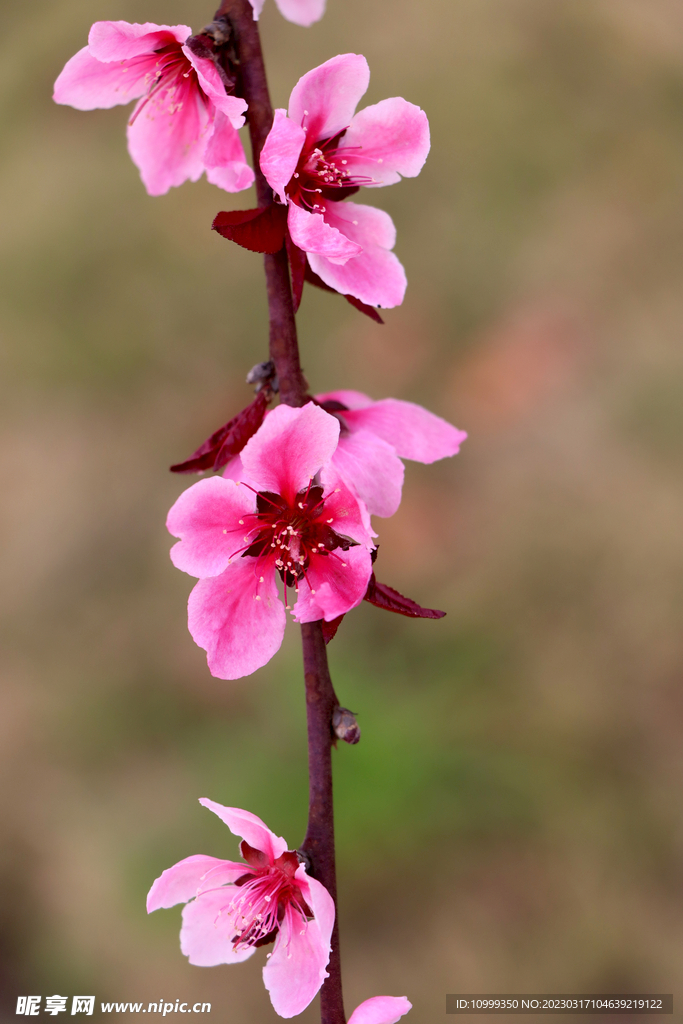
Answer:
[316,390,467,518]
[248,0,326,27]
[167,402,374,679]
[53,21,252,196]
[148,800,334,1018]
[257,53,429,310]
[349,996,412,1024]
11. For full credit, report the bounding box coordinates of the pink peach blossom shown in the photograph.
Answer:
[348,996,412,1024]
[167,402,374,679]
[316,390,467,518]
[148,800,335,1018]
[248,0,326,27]
[53,21,252,196]
[259,54,430,309]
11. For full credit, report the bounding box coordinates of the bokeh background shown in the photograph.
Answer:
[2,0,683,1020]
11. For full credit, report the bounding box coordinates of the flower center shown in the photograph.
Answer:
[231,481,357,598]
[285,134,378,214]
[225,855,312,950]
[128,45,199,126]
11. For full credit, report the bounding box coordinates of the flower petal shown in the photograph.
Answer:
[204,112,254,193]
[147,855,249,911]
[308,201,406,307]
[274,0,326,26]
[241,403,340,505]
[293,543,372,623]
[180,887,255,966]
[88,21,190,62]
[294,865,335,948]
[348,996,413,1024]
[126,74,210,195]
[288,54,370,141]
[53,47,154,110]
[318,466,374,545]
[331,429,405,518]
[188,561,286,679]
[341,98,430,187]
[316,389,373,411]
[198,800,289,862]
[184,48,247,127]
[246,0,267,18]
[167,476,256,578]
[342,399,468,463]
[288,204,362,263]
[263,904,330,1017]
[260,110,306,203]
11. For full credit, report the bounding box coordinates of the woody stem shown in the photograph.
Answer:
[214,3,346,1022]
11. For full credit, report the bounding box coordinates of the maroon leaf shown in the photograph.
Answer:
[286,236,307,313]
[322,614,345,644]
[170,391,269,474]
[303,265,384,324]
[212,205,288,254]
[364,573,446,619]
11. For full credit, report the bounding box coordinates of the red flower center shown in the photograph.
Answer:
[226,850,312,950]
[236,482,357,595]
[285,131,378,214]
[128,44,201,126]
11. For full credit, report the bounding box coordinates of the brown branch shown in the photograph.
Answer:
[214,5,346,1022]
[214,0,308,407]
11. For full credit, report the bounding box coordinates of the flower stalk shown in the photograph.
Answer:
[214,2,346,1019]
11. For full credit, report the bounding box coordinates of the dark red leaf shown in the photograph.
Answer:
[170,391,269,474]
[212,205,288,254]
[322,614,345,644]
[286,236,307,313]
[364,573,446,619]
[303,265,384,324]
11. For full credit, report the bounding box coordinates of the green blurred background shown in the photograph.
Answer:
[2,0,683,1019]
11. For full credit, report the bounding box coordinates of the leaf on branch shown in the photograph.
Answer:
[170,390,269,474]
[364,573,446,619]
[212,205,288,254]
[303,265,384,324]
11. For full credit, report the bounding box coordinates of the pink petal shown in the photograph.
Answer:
[288,204,362,263]
[316,389,373,410]
[180,887,255,966]
[288,54,370,142]
[198,800,289,862]
[204,111,255,193]
[167,476,256,578]
[188,561,286,679]
[348,996,412,1024]
[294,865,335,948]
[308,201,406,307]
[342,400,468,463]
[53,47,154,110]
[88,21,190,62]
[184,48,247,128]
[293,543,372,623]
[263,904,330,1017]
[317,466,374,545]
[126,75,211,196]
[260,110,306,203]
[341,98,430,186]
[147,855,249,911]
[240,403,340,505]
[331,429,405,518]
[274,0,327,26]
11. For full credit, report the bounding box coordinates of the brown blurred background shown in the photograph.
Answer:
[2,0,683,1020]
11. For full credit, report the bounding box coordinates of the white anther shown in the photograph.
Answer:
[259,576,264,583]
[327,518,333,523]
[378,157,383,162]
[294,172,299,178]
[255,595,261,601]
[353,220,359,225]
[334,488,341,493]
[223,529,227,534]
[342,563,347,567]
[298,502,304,509]
[239,519,244,525]
[341,159,347,165]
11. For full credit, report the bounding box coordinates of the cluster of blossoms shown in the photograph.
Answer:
[55,8,464,1021]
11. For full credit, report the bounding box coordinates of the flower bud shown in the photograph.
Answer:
[332,707,360,745]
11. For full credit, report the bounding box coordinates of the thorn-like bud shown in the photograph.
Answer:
[296,848,312,872]
[332,707,361,745]
[246,360,279,393]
